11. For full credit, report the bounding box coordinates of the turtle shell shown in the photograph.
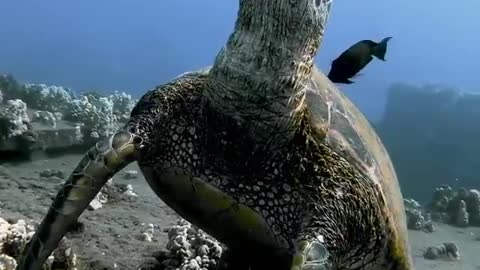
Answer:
[188,65,410,261]
[306,66,411,261]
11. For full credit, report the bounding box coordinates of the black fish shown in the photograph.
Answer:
[327,37,392,84]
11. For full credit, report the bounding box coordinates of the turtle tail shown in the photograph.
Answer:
[372,36,392,61]
[16,130,142,270]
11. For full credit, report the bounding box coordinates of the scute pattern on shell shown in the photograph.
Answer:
[191,66,409,256]
[122,65,412,269]
[305,67,409,254]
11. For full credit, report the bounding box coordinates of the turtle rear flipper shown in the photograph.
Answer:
[16,130,141,270]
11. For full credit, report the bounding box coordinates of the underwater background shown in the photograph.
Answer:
[1,0,480,269]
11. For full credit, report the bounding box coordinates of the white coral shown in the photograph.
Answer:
[0,75,139,142]
[0,217,78,270]
[23,84,75,113]
[138,223,155,242]
[32,110,57,128]
[122,184,138,198]
[67,94,119,139]
[154,219,223,270]
[0,254,16,270]
[0,99,30,137]
[110,91,137,123]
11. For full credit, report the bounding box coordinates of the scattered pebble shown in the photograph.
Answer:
[86,180,138,211]
[39,169,65,179]
[88,198,103,211]
[137,223,155,242]
[122,184,138,198]
[123,170,139,179]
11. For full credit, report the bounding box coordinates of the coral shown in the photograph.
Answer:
[403,199,435,232]
[0,217,79,270]
[427,185,480,227]
[403,198,421,210]
[62,90,137,140]
[137,223,155,242]
[466,189,480,225]
[453,200,469,227]
[139,219,223,270]
[0,75,74,114]
[22,84,75,114]
[122,184,138,198]
[86,179,138,211]
[65,94,119,140]
[0,98,39,154]
[0,99,30,138]
[0,74,138,144]
[110,91,137,123]
[32,111,57,128]
[0,254,16,270]
[428,185,454,213]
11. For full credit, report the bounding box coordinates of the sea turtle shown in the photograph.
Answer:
[16,0,413,270]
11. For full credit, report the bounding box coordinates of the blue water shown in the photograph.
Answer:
[1,0,480,120]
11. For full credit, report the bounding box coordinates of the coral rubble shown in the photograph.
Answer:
[86,178,138,211]
[139,219,223,270]
[0,217,79,270]
[423,242,460,260]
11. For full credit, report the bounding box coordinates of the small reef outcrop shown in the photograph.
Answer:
[0,217,79,270]
[428,185,480,227]
[0,212,224,270]
[404,185,480,230]
[403,198,435,232]
[423,242,460,261]
[0,74,138,157]
[139,219,224,270]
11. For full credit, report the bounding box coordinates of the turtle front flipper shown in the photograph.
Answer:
[16,130,141,270]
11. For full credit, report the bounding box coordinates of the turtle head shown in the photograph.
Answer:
[207,0,335,133]
[235,0,333,43]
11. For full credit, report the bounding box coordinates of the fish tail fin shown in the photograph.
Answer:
[372,36,392,61]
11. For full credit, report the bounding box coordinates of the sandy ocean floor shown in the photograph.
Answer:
[1,152,479,270]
